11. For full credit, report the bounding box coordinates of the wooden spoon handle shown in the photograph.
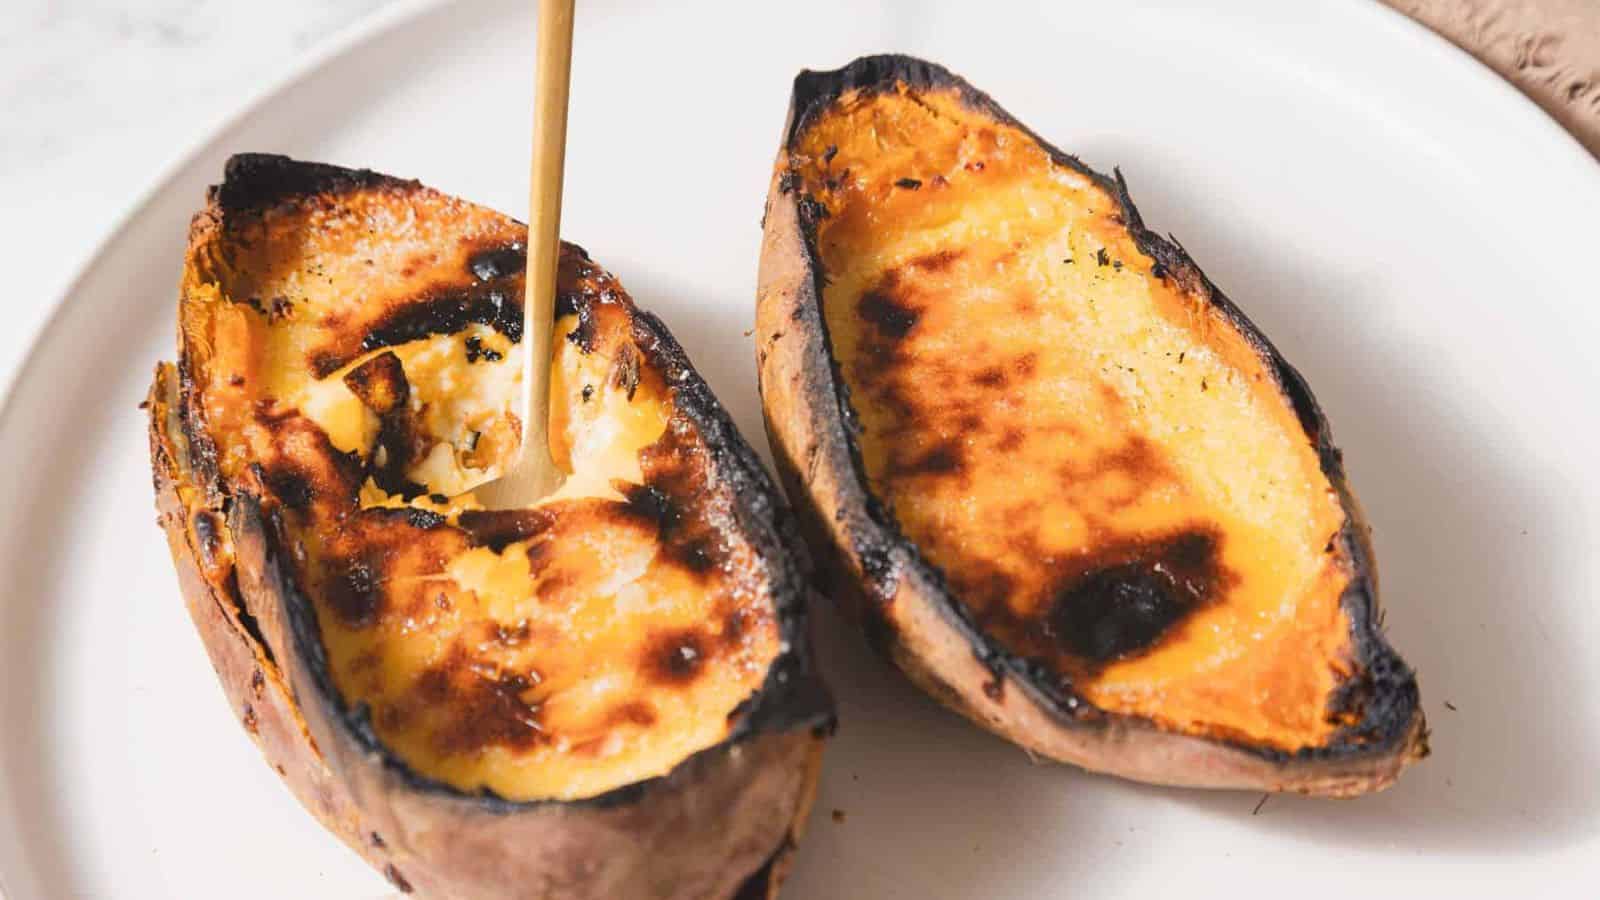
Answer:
[525,0,575,425]
[482,0,573,505]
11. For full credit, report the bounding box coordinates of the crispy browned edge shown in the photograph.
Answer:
[755,56,1425,797]
[147,155,832,899]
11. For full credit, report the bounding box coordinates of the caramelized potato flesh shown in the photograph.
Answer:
[792,85,1357,751]
[180,175,779,801]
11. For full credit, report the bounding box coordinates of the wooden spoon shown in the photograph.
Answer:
[479,0,575,506]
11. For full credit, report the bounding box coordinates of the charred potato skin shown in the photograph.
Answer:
[151,155,832,899]
[756,56,1424,796]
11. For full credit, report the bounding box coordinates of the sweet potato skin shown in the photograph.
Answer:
[149,156,831,898]
[149,364,393,881]
[154,363,822,900]
[755,55,1424,796]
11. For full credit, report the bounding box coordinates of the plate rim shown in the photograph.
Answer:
[2,0,1598,896]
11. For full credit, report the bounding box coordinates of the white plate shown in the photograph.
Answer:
[3,0,1597,896]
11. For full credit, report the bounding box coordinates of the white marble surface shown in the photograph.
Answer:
[0,0,395,381]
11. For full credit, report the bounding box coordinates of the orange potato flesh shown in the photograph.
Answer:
[794,86,1355,751]
[181,188,778,801]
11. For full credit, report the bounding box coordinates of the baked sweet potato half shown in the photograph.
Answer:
[149,154,831,898]
[756,56,1424,796]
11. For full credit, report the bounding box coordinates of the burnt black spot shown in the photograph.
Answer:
[644,628,708,685]
[307,352,343,379]
[858,545,899,599]
[463,335,503,363]
[191,509,224,569]
[858,290,920,339]
[823,144,839,164]
[620,482,674,529]
[899,441,963,477]
[337,283,522,377]
[215,154,396,216]
[677,541,715,572]
[553,286,579,319]
[415,652,545,755]
[662,640,700,675]
[1151,261,1167,280]
[343,351,408,413]
[982,677,1004,701]
[384,864,413,894]
[370,832,386,849]
[387,480,432,502]
[610,344,641,400]
[241,704,258,734]
[344,352,427,496]
[895,177,922,190]
[494,620,531,646]
[269,296,293,320]
[563,296,599,352]
[261,467,314,510]
[620,478,720,575]
[457,508,556,553]
[797,194,831,225]
[404,508,447,530]
[1052,567,1185,660]
[250,668,265,696]
[325,558,382,628]
[1096,248,1110,267]
[581,384,595,403]
[778,170,800,194]
[468,242,526,282]
[1047,530,1229,663]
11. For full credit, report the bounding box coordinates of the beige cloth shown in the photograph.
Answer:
[1383,0,1600,158]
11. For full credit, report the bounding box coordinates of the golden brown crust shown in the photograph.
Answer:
[756,56,1424,796]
